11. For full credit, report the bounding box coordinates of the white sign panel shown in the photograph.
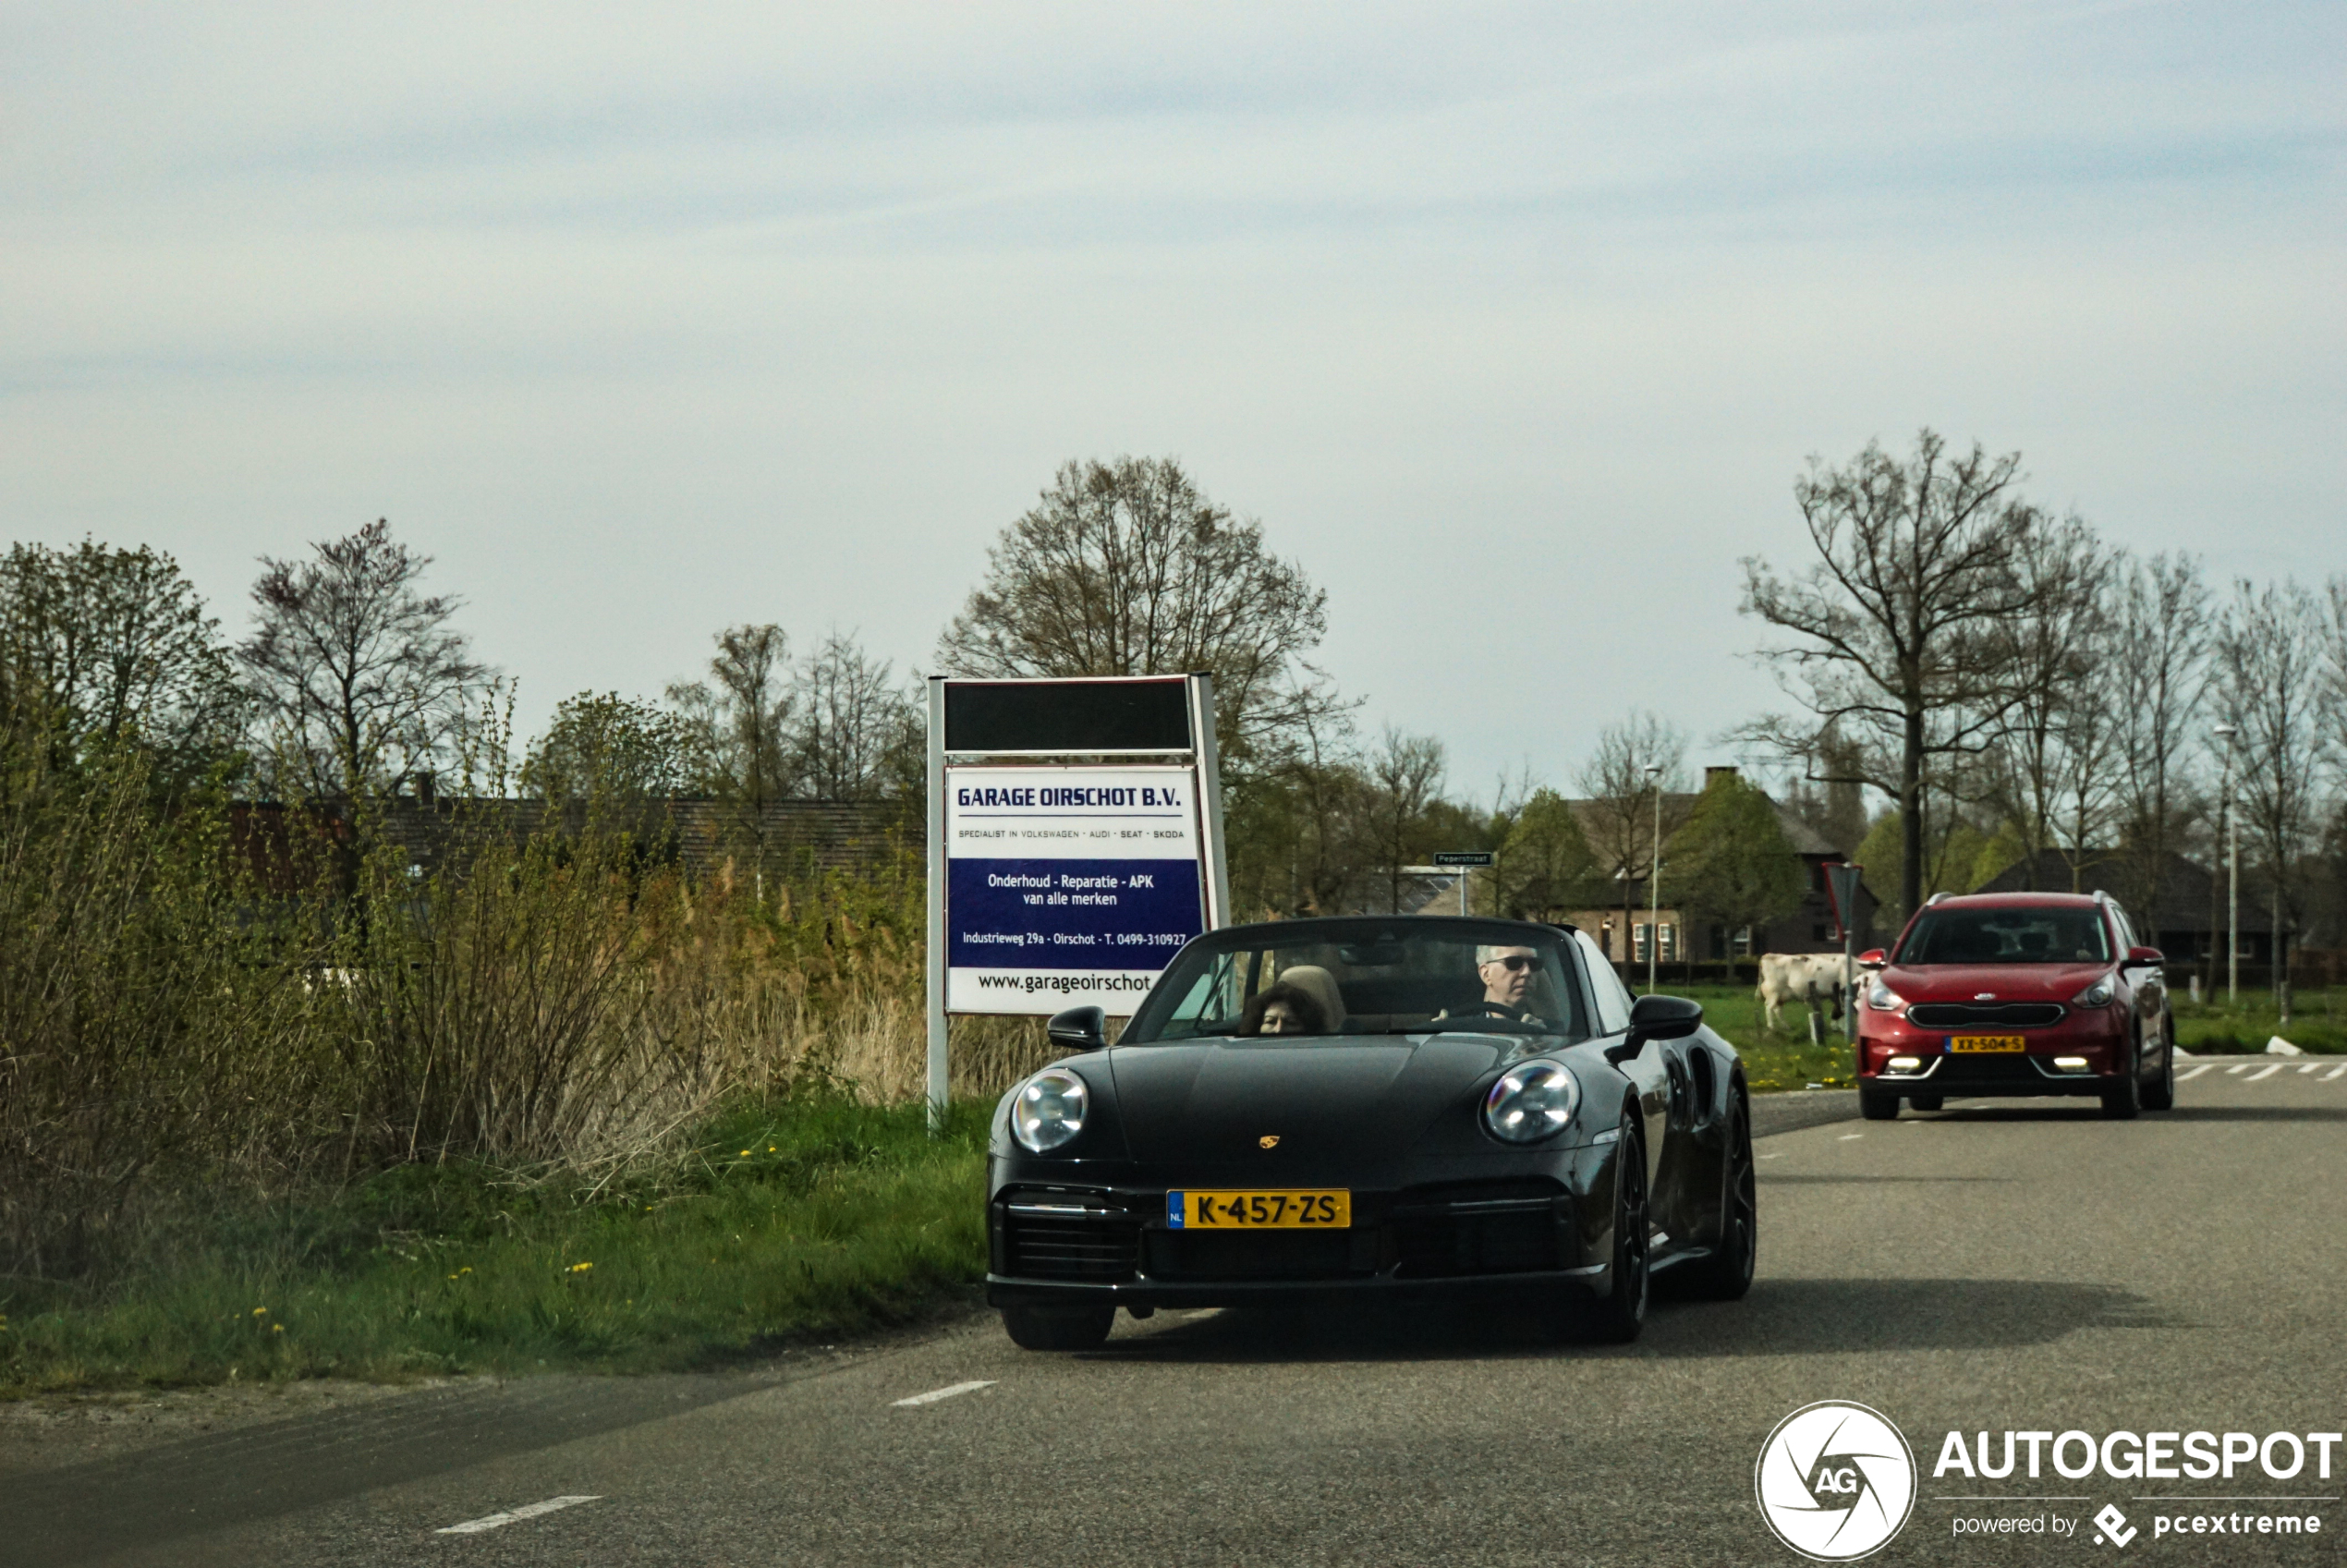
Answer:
[943,763,1204,1015]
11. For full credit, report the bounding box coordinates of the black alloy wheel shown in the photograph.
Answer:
[2100,1045,2144,1120]
[2140,1026,2176,1112]
[1577,1112,1650,1343]
[1001,1304,1115,1352]
[1859,1087,1900,1121]
[1684,1092,1757,1301]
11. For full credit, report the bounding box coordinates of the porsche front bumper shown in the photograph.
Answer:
[983,1177,1610,1310]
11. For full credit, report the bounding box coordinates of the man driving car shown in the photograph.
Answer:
[1475,943,1546,1022]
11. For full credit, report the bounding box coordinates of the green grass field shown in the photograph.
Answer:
[2170,987,2346,1054]
[1659,982,1861,1092]
[0,1099,992,1398]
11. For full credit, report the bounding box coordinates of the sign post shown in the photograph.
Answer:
[925,675,1228,1128]
[1415,851,1494,916]
[1825,861,1866,1042]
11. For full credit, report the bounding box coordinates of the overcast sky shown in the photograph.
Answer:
[6,2,2341,799]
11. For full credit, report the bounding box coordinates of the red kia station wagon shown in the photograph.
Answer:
[1853,891,2175,1121]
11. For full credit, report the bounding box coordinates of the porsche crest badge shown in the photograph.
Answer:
[1259,1135,1281,1149]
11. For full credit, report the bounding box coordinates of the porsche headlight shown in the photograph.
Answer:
[1866,982,1905,1012]
[2072,978,2115,1008]
[1482,1061,1579,1144]
[1011,1067,1089,1153]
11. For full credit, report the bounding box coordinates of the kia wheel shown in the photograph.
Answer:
[2100,1055,2142,1120]
[2140,1029,2175,1112]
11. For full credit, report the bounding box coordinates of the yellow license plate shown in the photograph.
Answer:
[1949,1035,2026,1052]
[1169,1189,1350,1229]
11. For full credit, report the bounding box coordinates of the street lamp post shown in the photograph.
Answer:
[2213,724,2238,1006]
[1644,764,1663,995]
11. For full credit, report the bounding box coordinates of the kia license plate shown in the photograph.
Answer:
[1948,1035,2025,1052]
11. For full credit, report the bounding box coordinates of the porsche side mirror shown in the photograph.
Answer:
[1047,1004,1108,1051]
[1856,948,1887,968]
[2122,945,2165,969]
[1606,994,1704,1062]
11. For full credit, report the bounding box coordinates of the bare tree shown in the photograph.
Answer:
[667,624,797,811]
[2109,553,2211,913]
[935,456,1345,770]
[239,519,485,796]
[1976,516,2114,887]
[0,540,241,785]
[1740,430,2055,919]
[1361,726,1446,914]
[790,632,918,801]
[1575,711,1688,960]
[2212,577,2329,1013]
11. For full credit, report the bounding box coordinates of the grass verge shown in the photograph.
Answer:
[1660,983,1858,1092]
[0,1098,990,1398]
[2171,988,2345,1054]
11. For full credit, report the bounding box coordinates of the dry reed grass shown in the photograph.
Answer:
[0,734,1049,1289]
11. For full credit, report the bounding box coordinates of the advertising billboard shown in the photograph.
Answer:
[942,763,1206,1015]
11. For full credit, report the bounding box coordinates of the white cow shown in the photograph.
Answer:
[1757,953,1857,1033]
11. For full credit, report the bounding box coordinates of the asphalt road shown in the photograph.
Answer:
[9,1063,2345,1567]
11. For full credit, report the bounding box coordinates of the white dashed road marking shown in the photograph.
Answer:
[2302,1064,2321,1074]
[893,1380,997,1407]
[2328,1065,2347,1081]
[2227,1064,2250,1075]
[436,1497,601,1535]
[1838,1134,1864,1141]
[2246,1064,2284,1082]
[2178,1065,2213,1081]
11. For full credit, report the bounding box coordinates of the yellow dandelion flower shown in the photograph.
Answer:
[252,1307,267,1316]
[739,1149,750,1157]
[767,1145,775,1152]
[459,1266,472,1274]
[271,1324,285,1334]
[568,1260,593,1272]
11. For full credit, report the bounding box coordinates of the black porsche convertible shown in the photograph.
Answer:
[985,916,1756,1351]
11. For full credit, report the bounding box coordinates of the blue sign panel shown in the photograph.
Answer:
[945,857,1203,970]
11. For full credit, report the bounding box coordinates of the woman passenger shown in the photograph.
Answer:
[1239,982,1328,1037]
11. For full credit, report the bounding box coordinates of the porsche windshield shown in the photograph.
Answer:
[1120,920,1588,1043]
[1896,906,2111,966]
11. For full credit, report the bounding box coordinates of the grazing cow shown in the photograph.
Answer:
[1756,952,1856,1033]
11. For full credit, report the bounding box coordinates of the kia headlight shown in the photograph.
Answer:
[1011,1067,1089,1153]
[1866,982,1905,1012]
[1483,1061,1579,1144]
[2072,978,2115,1008]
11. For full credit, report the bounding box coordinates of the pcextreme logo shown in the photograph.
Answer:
[1756,1401,1919,1562]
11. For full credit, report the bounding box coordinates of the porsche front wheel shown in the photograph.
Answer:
[1578,1114,1649,1343]
[1001,1305,1114,1351]
[1684,1094,1756,1301]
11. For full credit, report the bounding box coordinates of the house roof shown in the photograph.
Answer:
[1968,848,2266,933]
[1565,790,1843,863]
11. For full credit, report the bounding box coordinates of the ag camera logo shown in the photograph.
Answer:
[1756,1401,1918,1561]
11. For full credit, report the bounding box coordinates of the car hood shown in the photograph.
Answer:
[1104,1034,1524,1163]
[1883,963,2107,1002]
